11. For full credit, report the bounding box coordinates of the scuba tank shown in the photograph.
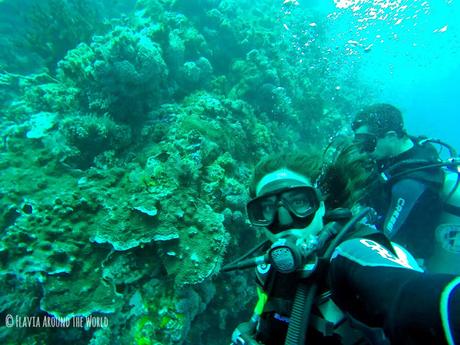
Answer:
[427,168,460,274]
[380,138,460,274]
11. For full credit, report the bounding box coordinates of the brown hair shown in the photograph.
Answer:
[319,143,378,209]
[249,146,378,210]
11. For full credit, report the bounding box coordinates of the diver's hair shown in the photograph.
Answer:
[352,103,406,138]
[319,143,378,209]
[249,150,323,198]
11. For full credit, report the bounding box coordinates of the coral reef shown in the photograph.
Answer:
[22,0,109,73]
[60,114,132,169]
[57,25,169,124]
[0,0,370,344]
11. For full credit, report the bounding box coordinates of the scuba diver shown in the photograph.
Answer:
[351,103,460,274]
[222,152,459,345]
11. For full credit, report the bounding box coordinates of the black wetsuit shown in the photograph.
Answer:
[252,225,460,345]
[371,139,444,260]
[329,236,459,345]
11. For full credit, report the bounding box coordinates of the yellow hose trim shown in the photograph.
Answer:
[440,276,460,345]
[254,287,268,316]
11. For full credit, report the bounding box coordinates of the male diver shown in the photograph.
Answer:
[352,103,460,273]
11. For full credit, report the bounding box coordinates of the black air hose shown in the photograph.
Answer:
[284,207,371,345]
[284,282,318,345]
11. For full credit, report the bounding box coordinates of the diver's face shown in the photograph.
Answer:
[372,134,397,160]
[353,125,378,154]
[247,169,325,240]
[353,125,398,160]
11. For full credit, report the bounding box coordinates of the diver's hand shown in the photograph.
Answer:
[231,321,261,345]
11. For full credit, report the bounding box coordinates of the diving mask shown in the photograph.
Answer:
[354,132,378,153]
[246,186,321,229]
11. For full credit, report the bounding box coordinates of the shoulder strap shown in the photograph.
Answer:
[351,223,397,255]
[443,203,460,217]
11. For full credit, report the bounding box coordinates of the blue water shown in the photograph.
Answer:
[307,0,460,151]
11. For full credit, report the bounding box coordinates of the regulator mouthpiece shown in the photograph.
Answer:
[268,238,303,274]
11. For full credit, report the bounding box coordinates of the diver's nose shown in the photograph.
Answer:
[278,206,293,225]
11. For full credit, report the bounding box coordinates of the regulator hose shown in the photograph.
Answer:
[284,282,318,345]
[284,207,371,345]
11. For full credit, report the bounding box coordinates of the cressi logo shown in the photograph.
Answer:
[385,197,405,234]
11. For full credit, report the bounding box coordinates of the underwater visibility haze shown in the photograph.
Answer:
[0,0,458,344]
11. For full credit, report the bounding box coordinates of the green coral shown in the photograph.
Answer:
[60,114,132,169]
[149,192,228,286]
[0,0,372,343]
[57,25,168,124]
[40,268,123,319]
[89,204,160,251]
[22,0,108,73]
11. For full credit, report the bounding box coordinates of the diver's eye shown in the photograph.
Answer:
[259,195,276,217]
[261,201,276,215]
[290,199,312,214]
[291,199,308,208]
